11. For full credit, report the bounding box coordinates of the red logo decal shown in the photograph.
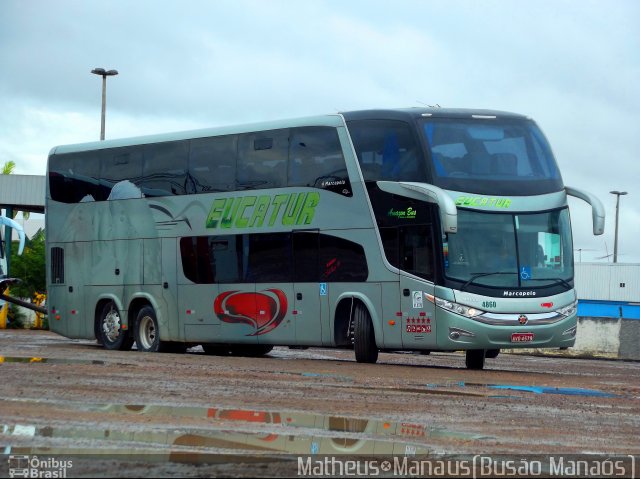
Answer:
[541,302,554,309]
[214,289,288,336]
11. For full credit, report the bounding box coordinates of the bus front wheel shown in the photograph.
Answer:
[135,306,163,353]
[465,349,486,370]
[485,349,500,359]
[353,303,378,364]
[97,301,134,351]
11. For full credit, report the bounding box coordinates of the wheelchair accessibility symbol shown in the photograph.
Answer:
[520,266,532,281]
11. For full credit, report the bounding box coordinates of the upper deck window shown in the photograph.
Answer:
[347,120,428,183]
[422,118,563,195]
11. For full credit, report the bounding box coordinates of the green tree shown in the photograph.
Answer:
[10,229,46,298]
[2,160,15,175]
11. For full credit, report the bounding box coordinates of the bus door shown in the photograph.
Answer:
[398,225,437,349]
[293,231,325,346]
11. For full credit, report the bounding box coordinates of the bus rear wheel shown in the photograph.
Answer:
[353,303,378,364]
[97,301,133,351]
[135,306,164,353]
[465,349,486,370]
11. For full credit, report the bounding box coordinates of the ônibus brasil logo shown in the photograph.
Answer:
[214,290,288,336]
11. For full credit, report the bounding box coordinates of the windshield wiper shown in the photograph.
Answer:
[460,272,517,291]
[525,277,572,289]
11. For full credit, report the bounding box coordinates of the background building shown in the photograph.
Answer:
[573,263,640,360]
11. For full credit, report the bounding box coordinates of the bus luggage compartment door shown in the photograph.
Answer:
[254,283,296,346]
[180,283,221,343]
[215,284,259,346]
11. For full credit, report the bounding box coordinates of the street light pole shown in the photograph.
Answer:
[91,68,118,140]
[610,190,628,263]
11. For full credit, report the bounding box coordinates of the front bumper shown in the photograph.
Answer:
[435,309,577,350]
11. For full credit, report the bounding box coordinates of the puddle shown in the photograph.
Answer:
[423,381,620,398]
[486,385,619,398]
[85,403,489,442]
[0,356,106,365]
[299,372,353,382]
[269,348,341,362]
[2,400,490,460]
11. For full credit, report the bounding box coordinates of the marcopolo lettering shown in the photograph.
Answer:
[455,196,512,209]
[503,290,537,297]
[206,192,320,229]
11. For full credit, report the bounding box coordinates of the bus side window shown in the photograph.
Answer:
[288,127,351,196]
[245,233,292,282]
[318,234,368,282]
[50,151,111,203]
[101,147,144,196]
[180,237,201,283]
[347,119,427,183]
[293,231,319,282]
[237,129,288,190]
[141,141,189,197]
[49,153,78,203]
[399,225,434,281]
[213,236,244,283]
[189,135,238,193]
[378,225,434,281]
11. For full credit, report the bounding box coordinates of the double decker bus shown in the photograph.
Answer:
[45,108,604,369]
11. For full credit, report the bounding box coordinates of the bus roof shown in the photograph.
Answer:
[49,107,530,156]
[49,113,345,156]
[340,107,530,122]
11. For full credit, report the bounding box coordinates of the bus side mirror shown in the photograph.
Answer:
[565,186,605,236]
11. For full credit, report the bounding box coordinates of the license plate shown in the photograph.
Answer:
[511,332,534,343]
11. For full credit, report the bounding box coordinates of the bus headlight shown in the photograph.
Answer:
[426,294,484,318]
[555,301,578,317]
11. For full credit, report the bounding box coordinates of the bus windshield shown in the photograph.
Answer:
[421,118,563,195]
[444,208,573,290]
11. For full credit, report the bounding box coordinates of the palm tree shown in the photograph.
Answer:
[2,161,15,175]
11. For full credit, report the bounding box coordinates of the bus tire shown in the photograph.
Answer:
[97,301,134,351]
[353,303,378,364]
[135,306,164,353]
[465,349,486,370]
[485,349,500,359]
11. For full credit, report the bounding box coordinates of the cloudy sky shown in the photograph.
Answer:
[1,0,638,262]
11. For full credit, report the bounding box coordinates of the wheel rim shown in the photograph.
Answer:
[138,315,156,350]
[102,308,121,343]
